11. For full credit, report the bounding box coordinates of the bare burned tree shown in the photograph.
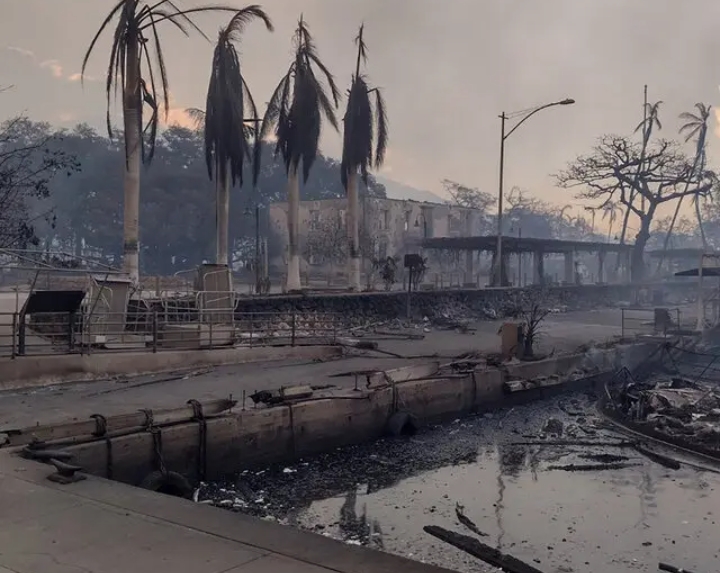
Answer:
[556,135,719,281]
[442,179,495,212]
[516,288,551,359]
[0,117,79,248]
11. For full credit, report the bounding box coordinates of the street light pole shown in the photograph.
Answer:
[496,113,506,287]
[254,204,261,294]
[494,98,575,287]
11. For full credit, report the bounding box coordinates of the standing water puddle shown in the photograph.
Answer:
[198,392,720,572]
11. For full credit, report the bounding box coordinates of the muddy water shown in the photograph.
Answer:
[199,392,720,573]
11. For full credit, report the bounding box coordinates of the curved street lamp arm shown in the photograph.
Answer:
[504,99,573,140]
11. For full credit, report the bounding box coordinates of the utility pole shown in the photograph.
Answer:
[640,84,647,215]
[496,112,506,287]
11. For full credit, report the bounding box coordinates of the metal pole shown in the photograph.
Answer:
[697,252,705,331]
[640,84,647,215]
[518,226,523,287]
[496,113,506,287]
[254,204,261,294]
[406,267,413,319]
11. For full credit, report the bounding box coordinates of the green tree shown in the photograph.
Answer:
[340,24,388,291]
[81,0,237,284]
[259,16,340,291]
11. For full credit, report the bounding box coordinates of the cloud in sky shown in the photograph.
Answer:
[6,46,98,84]
[40,59,63,79]
[6,46,34,58]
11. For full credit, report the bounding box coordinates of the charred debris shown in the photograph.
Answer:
[602,337,720,461]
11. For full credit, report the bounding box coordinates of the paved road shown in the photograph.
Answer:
[0,307,643,430]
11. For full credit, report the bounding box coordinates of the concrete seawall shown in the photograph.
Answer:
[57,341,657,487]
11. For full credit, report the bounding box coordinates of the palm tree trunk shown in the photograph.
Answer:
[286,164,302,291]
[122,40,142,284]
[215,161,230,266]
[656,196,685,274]
[657,149,704,272]
[346,170,361,291]
[695,195,707,249]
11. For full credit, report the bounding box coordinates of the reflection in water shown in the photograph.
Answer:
[494,443,528,550]
[495,458,506,551]
[201,392,720,573]
[636,463,657,529]
[339,488,384,549]
[498,444,528,477]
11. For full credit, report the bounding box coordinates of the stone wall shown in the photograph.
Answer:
[233,284,638,327]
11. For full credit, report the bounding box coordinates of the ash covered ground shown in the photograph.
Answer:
[197,392,720,573]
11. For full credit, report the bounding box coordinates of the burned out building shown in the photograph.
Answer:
[268,197,490,285]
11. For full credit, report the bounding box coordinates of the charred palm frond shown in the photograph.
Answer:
[634,100,663,137]
[341,24,388,189]
[258,15,340,184]
[203,6,273,187]
[680,102,711,159]
[81,0,237,163]
[186,107,255,142]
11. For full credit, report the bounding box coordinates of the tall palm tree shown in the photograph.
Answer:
[618,100,662,247]
[82,0,236,284]
[196,6,273,266]
[656,103,711,272]
[259,16,340,291]
[340,25,388,291]
[679,103,711,245]
[601,200,620,242]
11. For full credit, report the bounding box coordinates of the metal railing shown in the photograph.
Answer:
[0,310,341,358]
[620,307,683,338]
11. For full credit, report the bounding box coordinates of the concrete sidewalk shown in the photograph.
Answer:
[0,452,453,573]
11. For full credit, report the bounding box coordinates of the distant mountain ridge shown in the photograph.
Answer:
[375,175,445,204]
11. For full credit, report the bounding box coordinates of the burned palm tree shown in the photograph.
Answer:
[200,6,272,266]
[259,16,340,292]
[678,103,711,245]
[656,103,712,272]
[81,0,236,283]
[340,25,388,291]
[617,100,663,248]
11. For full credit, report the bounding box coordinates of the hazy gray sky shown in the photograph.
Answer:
[2,0,720,205]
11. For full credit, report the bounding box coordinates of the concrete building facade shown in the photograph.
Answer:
[268,197,490,285]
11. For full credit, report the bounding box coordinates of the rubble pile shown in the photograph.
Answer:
[609,376,720,453]
[233,285,621,336]
[232,284,630,328]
